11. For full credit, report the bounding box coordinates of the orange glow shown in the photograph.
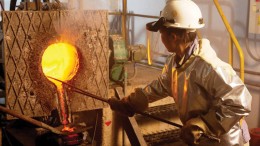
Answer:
[41,42,79,86]
[62,125,75,132]
[41,42,79,126]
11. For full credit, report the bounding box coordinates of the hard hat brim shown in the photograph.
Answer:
[146,17,166,32]
[146,17,204,32]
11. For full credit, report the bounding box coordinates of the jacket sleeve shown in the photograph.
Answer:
[126,56,173,111]
[142,56,172,102]
[143,67,171,102]
[197,63,252,136]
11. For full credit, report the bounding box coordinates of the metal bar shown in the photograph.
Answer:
[69,88,108,102]
[234,68,260,76]
[109,12,160,19]
[213,0,245,81]
[136,111,182,128]
[122,0,127,43]
[0,105,63,135]
[228,36,233,66]
[0,1,4,11]
[126,13,159,19]
[35,0,41,10]
[47,77,107,102]
[10,0,17,10]
[109,11,123,15]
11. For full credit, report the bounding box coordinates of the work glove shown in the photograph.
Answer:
[108,97,135,117]
[180,117,219,146]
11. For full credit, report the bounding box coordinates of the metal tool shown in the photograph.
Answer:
[0,105,59,135]
[47,76,183,128]
[0,106,90,135]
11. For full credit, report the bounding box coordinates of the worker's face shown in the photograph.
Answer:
[159,27,177,53]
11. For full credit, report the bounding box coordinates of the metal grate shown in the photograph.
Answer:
[143,128,181,146]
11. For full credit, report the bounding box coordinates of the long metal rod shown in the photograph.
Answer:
[122,0,127,44]
[213,0,245,81]
[10,0,17,11]
[109,12,160,19]
[0,1,4,11]
[135,110,182,128]
[126,13,159,19]
[47,76,183,128]
[228,36,233,66]
[0,105,63,135]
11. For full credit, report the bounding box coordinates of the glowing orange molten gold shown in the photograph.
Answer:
[41,42,79,126]
[41,42,79,87]
[62,125,75,132]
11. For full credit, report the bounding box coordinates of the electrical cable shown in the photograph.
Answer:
[245,38,260,62]
[127,62,137,81]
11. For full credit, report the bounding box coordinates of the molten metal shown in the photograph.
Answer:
[62,125,75,132]
[41,42,79,126]
[41,42,79,86]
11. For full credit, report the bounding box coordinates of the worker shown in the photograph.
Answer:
[108,0,252,145]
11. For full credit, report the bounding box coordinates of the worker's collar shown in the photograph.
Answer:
[175,39,198,68]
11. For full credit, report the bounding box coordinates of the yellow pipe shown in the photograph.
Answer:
[228,36,233,66]
[147,30,152,65]
[213,0,244,81]
[196,30,202,40]
[122,0,127,44]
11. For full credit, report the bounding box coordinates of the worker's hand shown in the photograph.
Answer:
[108,97,135,117]
[180,123,203,146]
[180,117,212,146]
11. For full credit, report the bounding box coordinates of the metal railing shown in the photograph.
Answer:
[213,0,245,82]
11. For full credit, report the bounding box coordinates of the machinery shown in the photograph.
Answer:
[109,34,146,84]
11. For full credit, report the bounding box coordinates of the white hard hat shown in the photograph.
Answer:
[146,0,204,32]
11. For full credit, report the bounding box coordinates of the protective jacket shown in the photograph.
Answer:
[128,39,252,146]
